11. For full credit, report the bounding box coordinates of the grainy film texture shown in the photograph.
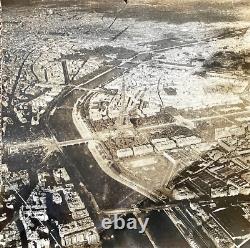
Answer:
[1,1,250,248]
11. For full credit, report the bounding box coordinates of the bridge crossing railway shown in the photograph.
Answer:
[102,204,177,216]
[101,199,215,216]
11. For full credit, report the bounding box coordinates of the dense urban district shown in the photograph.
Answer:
[1,0,250,247]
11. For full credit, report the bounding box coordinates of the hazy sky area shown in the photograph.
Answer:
[2,0,249,5]
[2,0,250,23]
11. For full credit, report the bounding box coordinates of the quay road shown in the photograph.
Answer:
[72,91,161,202]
